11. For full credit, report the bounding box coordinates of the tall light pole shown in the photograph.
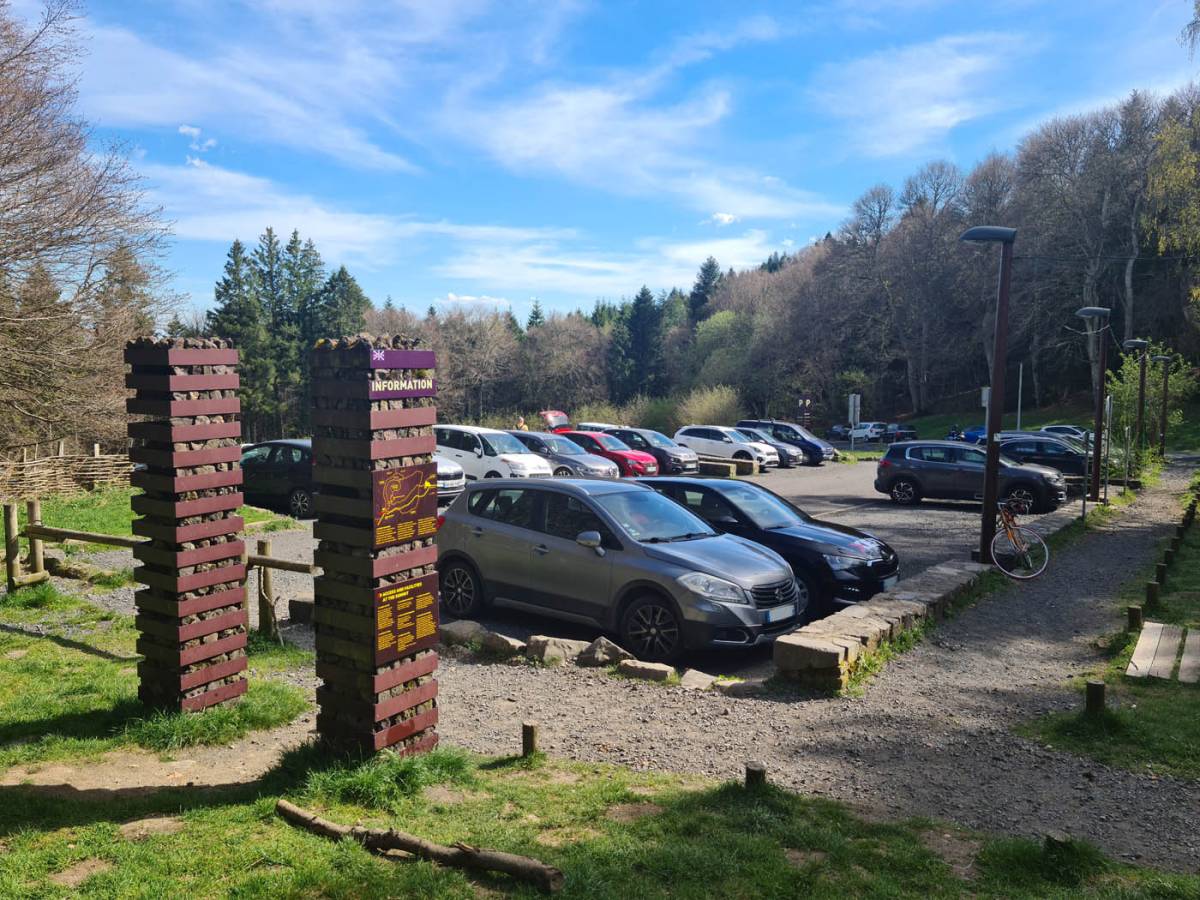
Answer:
[1153,353,1172,456]
[1076,307,1111,502]
[961,225,1016,563]
[1122,339,1148,453]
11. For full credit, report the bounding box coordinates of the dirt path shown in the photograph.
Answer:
[434,462,1200,871]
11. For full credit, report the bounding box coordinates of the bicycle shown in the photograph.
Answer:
[990,497,1049,579]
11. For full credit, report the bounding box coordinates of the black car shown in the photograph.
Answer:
[604,426,699,475]
[241,439,314,517]
[883,423,918,443]
[644,477,900,615]
[241,439,466,518]
[997,434,1087,476]
[736,419,835,465]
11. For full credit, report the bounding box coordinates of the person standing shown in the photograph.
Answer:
[515,416,529,431]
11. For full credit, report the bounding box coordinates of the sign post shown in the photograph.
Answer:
[310,337,440,754]
[848,393,861,450]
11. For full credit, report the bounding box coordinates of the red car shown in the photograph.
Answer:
[538,410,572,433]
[562,431,659,477]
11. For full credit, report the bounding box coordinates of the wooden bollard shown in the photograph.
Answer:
[1127,605,1144,631]
[1085,680,1106,716]
[745,761,767,789]
[522,721,539,757]
[257,538,278,639]
[1146,581,1160,609]
[1164,548,1176,567]
[1171,536,1182,554]
[1156,562,1168,587]
[25,500,43,576]
[3,503,20,593]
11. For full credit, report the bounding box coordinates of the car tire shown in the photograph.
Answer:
[620,594,684,664]
[794,570,828,619]
[554,466,572,477]
[889,478,921,505]
[733,451,752,461]
[1003,483,1039,514]
[440,559,484,619]
[287,488,313,518]
[485,470,502,478]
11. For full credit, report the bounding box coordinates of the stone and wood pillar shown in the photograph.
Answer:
[125,338,248,712]
[310,335,440,754]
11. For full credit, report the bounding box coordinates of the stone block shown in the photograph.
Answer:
[678,669,717,691]
[715,678,768,697]
[577,636,633,667]
[616,659,675,682]
[479,630,526,658]
[440,619,486,646]
[774,633,848,671]
[525,635,590,666]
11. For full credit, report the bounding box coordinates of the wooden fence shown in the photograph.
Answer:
[0,448,131,502]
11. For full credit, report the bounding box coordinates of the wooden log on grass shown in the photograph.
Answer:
[275,799,564,892]
[1085,680,1106,716]
[1127,605,1144,631]
[522,721,539,757]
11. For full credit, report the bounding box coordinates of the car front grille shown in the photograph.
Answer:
[437,478,465,492]
[750,578,799,609]
[528,472,553,478]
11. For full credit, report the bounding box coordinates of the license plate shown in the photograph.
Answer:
[765,604,794,623]
[882,575,898,590]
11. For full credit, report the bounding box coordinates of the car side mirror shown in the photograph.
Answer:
[722,436,732,443]
[576,530,605,556]
[475,446,484,458]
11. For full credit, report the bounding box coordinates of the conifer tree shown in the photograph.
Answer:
[689,256,722,322]
[526,299,546,329]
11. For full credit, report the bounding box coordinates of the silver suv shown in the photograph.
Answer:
[437,479,803,662]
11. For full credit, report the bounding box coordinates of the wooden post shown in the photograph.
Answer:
[1146,581,1160,609]
[745,761,767,789]
[1085,680,1106,716]
[3,503,20,592]
[57,439,65,457]
[522,721,539,757]
[25,500,43,575]
[1127,605,1144,631]
[1164,548,1176,567]
[257,538,278,640]
[1156,562,1167,587]
[1171,536,1182,554]
[92,443,101,458]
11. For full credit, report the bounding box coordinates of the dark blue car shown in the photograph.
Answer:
[736,419,836,466]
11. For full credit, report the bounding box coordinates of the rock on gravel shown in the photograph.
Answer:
[526,635,590,666]
[577,636,632,667]
[440,620,486,646]
[616,659,674,682]
[479,631,526,658]
[679,669,717,691]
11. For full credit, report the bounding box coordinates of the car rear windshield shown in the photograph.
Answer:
[717,482,809,530]
[481,432,528,455]
[594,433,631,451]
[542,435,586,455]
[594,490,715,543]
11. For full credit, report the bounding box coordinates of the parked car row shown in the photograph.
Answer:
[827,422,918,444]
[437,475,899,661]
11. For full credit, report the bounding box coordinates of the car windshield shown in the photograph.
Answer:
[641,430,677,449]
[739,428,770,443]
[595,490,715,543]
[543,436,586,455]
[718,483,810,530]
[793,425,820,441]
[594,433,631,451]
[481,432,529,455]
[725,430,752,444]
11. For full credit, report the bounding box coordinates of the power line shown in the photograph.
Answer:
[1014,254,1197,263]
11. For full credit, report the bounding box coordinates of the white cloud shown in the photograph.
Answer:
[706,212,739,226]
[813,33,1032,157]
[435,292,511,308]
[178,124,217,152]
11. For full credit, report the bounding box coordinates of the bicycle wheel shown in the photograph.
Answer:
[990,525,1049,579]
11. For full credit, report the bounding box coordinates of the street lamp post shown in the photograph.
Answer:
[1123,338,1148,453]
[1076,307,1111,502]
[960,225,1017,564]
[1153,354,1172,456]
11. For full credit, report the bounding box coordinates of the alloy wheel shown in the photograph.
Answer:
[1006,486,1036,513]
[891,481,916,503]
[554,466,572,477]
[625,602,681,660]
[441,565,477,617]
[288,489,312,518]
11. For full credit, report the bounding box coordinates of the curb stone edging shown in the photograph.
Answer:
[774,503,1082,689]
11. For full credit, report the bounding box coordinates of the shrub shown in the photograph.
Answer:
[676,385,742,429]
[574,400,623,426]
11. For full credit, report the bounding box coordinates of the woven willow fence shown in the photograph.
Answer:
[0,452,131,502]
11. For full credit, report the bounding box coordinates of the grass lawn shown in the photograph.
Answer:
[0,584,1197,896]
[1021,493,1200,780]
[902,399,1094,444]
[31,485,291,538]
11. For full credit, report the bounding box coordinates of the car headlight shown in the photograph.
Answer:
[824,554,867,571]
[677,572,751,605]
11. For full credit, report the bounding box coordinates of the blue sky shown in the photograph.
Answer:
[48,0,1200,321]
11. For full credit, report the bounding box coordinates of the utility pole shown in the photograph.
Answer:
[1153,354,1172,456]
[1077,308,1111,503]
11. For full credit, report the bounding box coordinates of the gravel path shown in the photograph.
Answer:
[433,462,1200,872]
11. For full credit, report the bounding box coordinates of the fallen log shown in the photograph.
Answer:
[275,798,565,892]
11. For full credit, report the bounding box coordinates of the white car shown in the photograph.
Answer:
[848,421,886,442]
[673,425,780,467]
[576,421,619,432]
[1040,424,1092,445]
[434,425,554,480]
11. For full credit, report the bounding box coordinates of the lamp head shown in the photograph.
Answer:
[1122,339,1148,352]
[1074,306,1111,333]
[959,225,1017,244]
[1152,354,1172,363]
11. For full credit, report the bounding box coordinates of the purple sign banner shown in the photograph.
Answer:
[368,349,437,369]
